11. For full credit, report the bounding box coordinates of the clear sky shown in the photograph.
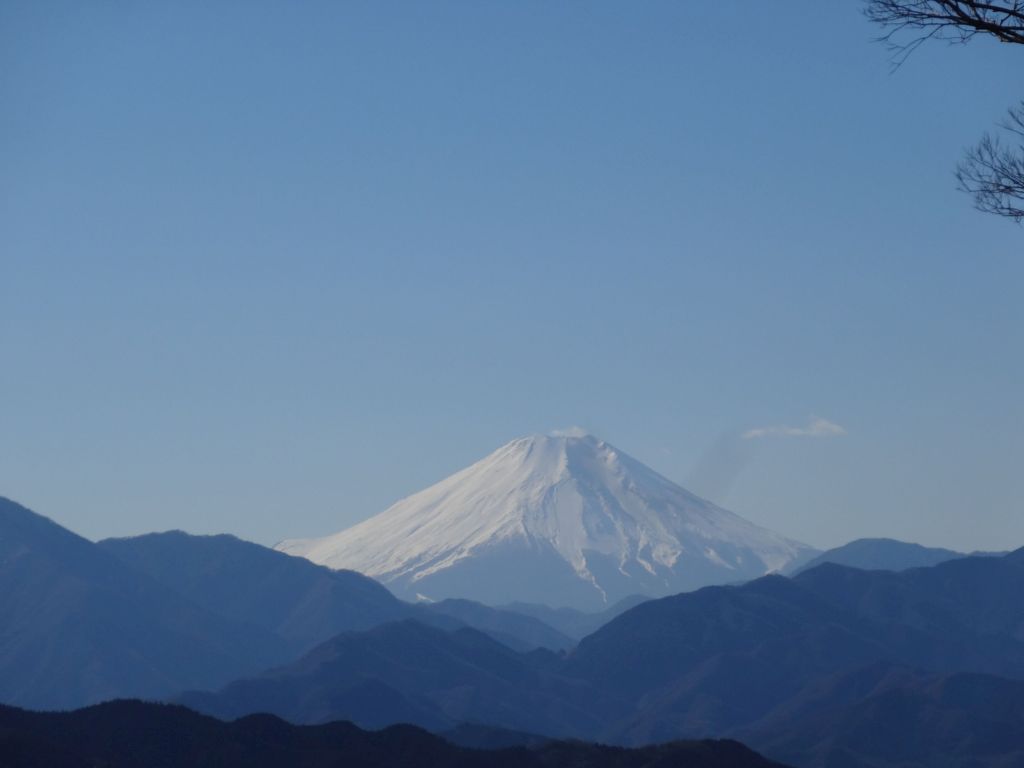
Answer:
[2,1,1022,553]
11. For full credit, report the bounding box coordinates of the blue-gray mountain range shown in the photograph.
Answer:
[3,494,1024,767]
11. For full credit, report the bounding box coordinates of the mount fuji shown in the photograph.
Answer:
[277,433,817,610]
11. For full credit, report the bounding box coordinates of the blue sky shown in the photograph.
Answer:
[2,1,1022,552]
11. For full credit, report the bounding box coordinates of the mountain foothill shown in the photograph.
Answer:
[2,433,1022,768]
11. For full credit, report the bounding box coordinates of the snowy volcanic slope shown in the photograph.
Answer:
[277,434,817,610]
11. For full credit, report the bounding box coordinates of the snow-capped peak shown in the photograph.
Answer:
[277,433,816,610]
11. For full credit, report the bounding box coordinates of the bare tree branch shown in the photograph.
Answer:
[957,103,1024,220]
[866,1,1024,222]
[866,0,1024,66]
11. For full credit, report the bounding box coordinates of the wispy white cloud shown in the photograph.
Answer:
[742,416,846,440]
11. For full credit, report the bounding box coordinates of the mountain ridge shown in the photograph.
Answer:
[0,497,287,709]
[99,530,575,654]
[0,699,790,768]
[788,538,966,575]
[179,549,1024,767]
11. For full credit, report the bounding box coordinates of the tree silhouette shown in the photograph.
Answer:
[866,1,1024,221]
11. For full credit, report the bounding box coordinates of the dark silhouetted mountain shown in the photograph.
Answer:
[8,492,1024,768]
[564,551,1024,744]
[175,549,1024,765]
[99,530,413,656]
[440,723,552,749]
[500,594,650,640]
[0,497,287,709]
[180,619,621,736]
[789,538,964,575]
[739,663,1024,768]
[792,551,1024,654]
[0,699,788,768]
[99,530,573,654]
[568,575,907,707]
